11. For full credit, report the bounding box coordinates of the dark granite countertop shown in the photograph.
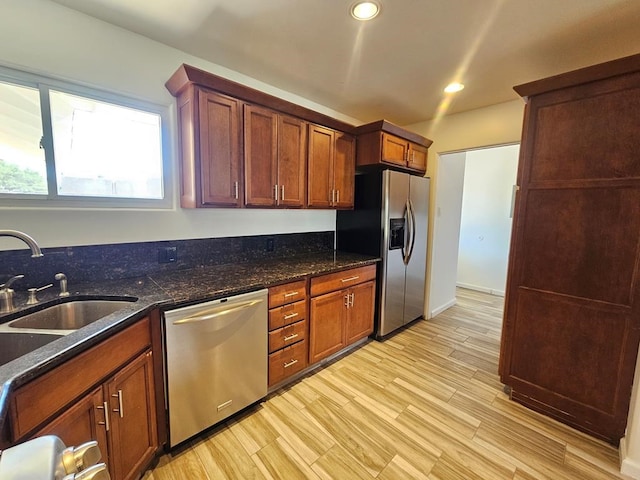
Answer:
[0,251,378,438]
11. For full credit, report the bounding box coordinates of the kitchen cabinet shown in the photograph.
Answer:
[10,317,158,480]
[355,120,432,174]
[174,85,243,208]
[499,53,640,444]
[244,104,307,207]
[309,265,376,364]
[166,64,356,210]
[268,280,308,386]
[307,124,355,209]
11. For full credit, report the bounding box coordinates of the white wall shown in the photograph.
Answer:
[428,152,465,318]
[405,99,525,316]
[0,0,363,250]
[457,145,519,296]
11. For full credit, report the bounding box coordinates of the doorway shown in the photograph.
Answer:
[427,143,519,318]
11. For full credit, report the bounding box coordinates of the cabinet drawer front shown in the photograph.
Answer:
[268,319,307,353]
[269,280,307,308]
[10,317,151,441]
[310,265,376,297]
[268,340,307,386]
[268,300,306,330]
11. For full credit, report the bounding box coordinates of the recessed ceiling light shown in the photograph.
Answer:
[351,1,380,21]
[444,82,465,93]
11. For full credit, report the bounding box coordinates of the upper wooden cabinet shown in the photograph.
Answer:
[307,124,355,209]
[166,64,356,209]
[244,104,307,207]
[355,120,432,174]
[172,86,243,208]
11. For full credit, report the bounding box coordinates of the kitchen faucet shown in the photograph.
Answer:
[0,230,44,257]
[0,230,44,312]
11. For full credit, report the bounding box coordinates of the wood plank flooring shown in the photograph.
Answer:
[143,288,629,479]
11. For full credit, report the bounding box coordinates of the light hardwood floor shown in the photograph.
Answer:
[144,288,629,479]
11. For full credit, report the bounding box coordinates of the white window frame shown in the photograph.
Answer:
[0,65,172,209]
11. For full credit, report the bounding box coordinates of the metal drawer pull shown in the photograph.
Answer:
[283,312,299,320]
[284,333,299,341]
[97,401,110,431]
[283,291,299,298]
[341,276,360,283]
[112,390,124,418]
[284,359,298,368]
[173,299,263,324]
[217,399,233,411]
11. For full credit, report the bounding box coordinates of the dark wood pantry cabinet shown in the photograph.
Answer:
[499,53,640,444]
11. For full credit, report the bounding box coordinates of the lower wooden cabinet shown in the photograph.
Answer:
[268,280,309,386]
[309,266,376,364]
[10,317,158,480]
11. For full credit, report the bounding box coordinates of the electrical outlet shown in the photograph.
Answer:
[266,238,274,252]
[158,246,177,263]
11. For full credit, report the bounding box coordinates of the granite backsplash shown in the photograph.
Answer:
[0,231,335,291]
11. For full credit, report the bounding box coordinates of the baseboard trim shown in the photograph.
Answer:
[456,282,505,297]
[620,437,640,479]
[430,298,457,318]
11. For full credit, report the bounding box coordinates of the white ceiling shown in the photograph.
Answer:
[50,0,640,125]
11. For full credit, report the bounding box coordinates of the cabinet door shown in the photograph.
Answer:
[107,351,157,480]
[244,104,278,206]
[198,89,242,206]
[333,132,355,209]
[278,115,307,207]
[307,124,334,208]
[407,143,428,173]
[345,281,375,345]
[35,387,110,470]
[381,133,408,167]
[309,290,346,363]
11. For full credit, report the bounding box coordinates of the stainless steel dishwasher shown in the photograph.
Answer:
[163,289,268,447]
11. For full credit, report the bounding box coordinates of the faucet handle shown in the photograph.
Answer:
[0,274,25,290]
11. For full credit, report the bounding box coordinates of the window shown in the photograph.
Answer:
[0,67,168,206]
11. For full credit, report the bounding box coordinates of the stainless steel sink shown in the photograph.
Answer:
[0,332,65,366]
[8,300,135,330]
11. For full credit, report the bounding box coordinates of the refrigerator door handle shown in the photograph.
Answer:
[402,200,413,265]
[405,199,417,264]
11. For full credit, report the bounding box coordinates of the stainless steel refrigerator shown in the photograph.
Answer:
[337,169,429,338]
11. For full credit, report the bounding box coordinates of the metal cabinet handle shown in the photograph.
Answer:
[112,390,123,418]
[284,333,299,342]
[350,292,355,308]
[336,190,340,204]
[97,401,110,431]
[274,184,278,201]
[283,291,299,298]
[283,312,299,320]
[341,276,359,283]
[331,189,335,205]
[344,294,350,307]
[284,359,298,368]
[281,185,285,201]
[234,181,239,199]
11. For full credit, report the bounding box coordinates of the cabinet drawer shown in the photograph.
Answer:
[10,317,151,441]
[310,265,376,297]
[268,340,307,386]
[269,280,307,308]
[268,319,307,353]
[269,300,306,330]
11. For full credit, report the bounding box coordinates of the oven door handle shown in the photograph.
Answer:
[172,299,263,324]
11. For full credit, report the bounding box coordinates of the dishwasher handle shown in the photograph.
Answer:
[172,298,264,325]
